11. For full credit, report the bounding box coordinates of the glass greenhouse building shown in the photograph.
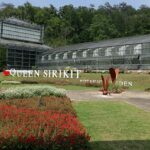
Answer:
[37,34,150,70]
[0,18,51,70]
[0,18,149,71]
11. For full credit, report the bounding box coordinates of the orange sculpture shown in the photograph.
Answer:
[101,68,120,95]
[101,75,110,95]
[109,68,120,84]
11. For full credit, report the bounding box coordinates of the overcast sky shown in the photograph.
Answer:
[1,0,150,9]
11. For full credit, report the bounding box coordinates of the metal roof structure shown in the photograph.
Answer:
[1,17,42,30]
[0,38,52,52]
[49,34,150,53]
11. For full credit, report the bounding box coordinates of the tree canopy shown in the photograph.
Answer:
[0,2,149,47]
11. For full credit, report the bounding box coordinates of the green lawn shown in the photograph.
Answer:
[81,73,150,91]
[73,101,150,150]
[0,72,150,91]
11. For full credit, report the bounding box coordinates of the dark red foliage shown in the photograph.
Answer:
[0,104,90,150]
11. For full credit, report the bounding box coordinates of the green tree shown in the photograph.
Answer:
[0,2,149,47]
[89,14,119,40]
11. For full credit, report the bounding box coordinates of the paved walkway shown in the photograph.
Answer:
[67,90,150,111]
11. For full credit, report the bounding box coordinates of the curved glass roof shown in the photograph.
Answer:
[0,38,52,52]
[1,17,42,30]
[50,34,150,53]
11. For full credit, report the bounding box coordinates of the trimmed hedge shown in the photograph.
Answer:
[0,85,66,100]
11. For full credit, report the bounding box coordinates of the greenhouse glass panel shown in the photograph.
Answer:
[0,22,1,34]
[55,54,59,60]
[93,48,99,57]
[2,23,41,43]
[141,57,150,64]
[118,45,128,56]
[83,50,87,58]
[41,56,45,61]
[45,55,48,60]
[63,52,68,59]
[48,55,51,60]
[72,52,77,59]
[105,47,113,56]
[134,44,142,55]
[142,43,150,54]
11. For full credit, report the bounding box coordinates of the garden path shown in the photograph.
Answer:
[67,90,150,111]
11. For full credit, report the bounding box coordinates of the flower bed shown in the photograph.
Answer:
[0,96,76,116]
[0,85,66,99]
[0,104,90,150]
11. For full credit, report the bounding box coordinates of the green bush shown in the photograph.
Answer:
[0,85,66,100]
[145,88,150,92]
[108,83,128,93]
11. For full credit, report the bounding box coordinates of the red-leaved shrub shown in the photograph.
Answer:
[0,96,76,116]
[0,104,90,150]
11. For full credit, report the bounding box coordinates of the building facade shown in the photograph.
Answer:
[37,34,150,70]
[0,18,149,71]
[0,18,51,70]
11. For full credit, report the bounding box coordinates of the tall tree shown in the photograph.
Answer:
[89,14,119,40]
[0,2,149,46]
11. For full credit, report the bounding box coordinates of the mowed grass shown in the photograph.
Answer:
[80,73,150,91]
[73,101,150,150]
[0,72,150,91]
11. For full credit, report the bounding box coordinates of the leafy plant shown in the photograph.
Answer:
[0,104,91,150]
[108,83,128,93]
[1,96,76,116]
[145,88,150,92]
[0,85,66,100]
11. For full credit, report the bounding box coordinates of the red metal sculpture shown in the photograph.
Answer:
[109,68,119,84]
[101,68,120,95]
[101,75,110,95]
